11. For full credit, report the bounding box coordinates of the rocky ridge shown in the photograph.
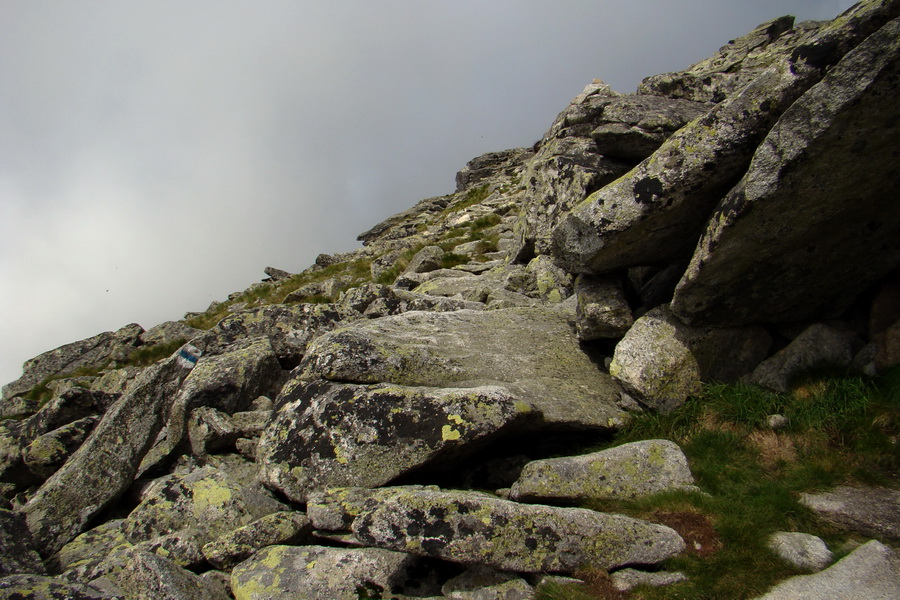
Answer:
[2,1,900,598]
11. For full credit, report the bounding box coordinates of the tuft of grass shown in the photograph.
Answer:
[440,252,468,269]
[446,184,491,213]
[124,338,187,367]
[565,370,900,600]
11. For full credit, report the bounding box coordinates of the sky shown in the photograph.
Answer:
[0,0,857,386]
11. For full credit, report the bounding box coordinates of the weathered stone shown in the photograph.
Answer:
[404,246,445,274]
[132,530,205,570]
[230,544,421,600]
[139,321,200,347]
[573,275,633,340]
[610,306,771,410]
[139,337,280,473]
[202,511,312,570]
[524,256,572,303]
[752,540,900,600]
[212,302,359,366]
[610,568,687,592]
[441,565,522,598]
[512,81,633,259]
[749,324,856,393]
[455,148,533,192]
[259,382,532,503]
[509,440,698,503]
[768,532,833,572]
[122,466,281,547]
[875,318,900,371]
[351,487,685,573]
[187,407,236,456]
[639,16,818,102]
[551,2,899,275]
[22,416,99,480]
[0,574,119,599]
[799,486,900,542]
[672,17,900,326]
[445,578,533,600]
[21,344,207,556]
[111,549,226,600]
[590,95,710,161]
[298,304,630,429]
[263,266,292,281]
[3,323,143,400]
[306,486,439,533]
[52,520,131,583]
[0,509,45,576]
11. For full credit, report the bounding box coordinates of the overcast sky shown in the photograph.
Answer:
[0,0,856,386]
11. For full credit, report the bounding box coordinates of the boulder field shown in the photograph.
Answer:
[2,1,900,598]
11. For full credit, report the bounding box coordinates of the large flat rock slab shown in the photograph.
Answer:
[350,487,684,573]
[299,305,629,429]
[258,382,533,503]
[800,486,900,542]
[672,17,900,326]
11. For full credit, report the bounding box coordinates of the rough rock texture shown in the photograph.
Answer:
[351,487,685,573]
[768,532,833,572]
[111,549,226,600]
[573,275,633,340]
[0,574,118,599]
[749,323,856,393]
[230,544,421,600]
[0,509,45,576]
[753,540,900,600]
[509,440,697,503]
[3,323,143,401]
[610,568,687,592]
[22,346,206,556]
[672,16,900,326]
[799,486,900,542]
[551,1,898,274]
[609,306,770,410]
[299,304,629,429]
[259,381,532,503]
[202,511,312,570]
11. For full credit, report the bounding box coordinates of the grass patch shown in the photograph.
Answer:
[545,369,900,600]
[23,363,111,406]
[124,338,187,367]
[185,258,374,328]
[447,184,491,213]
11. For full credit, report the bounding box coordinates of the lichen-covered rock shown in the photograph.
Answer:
[799,485,900,542]
[573,275,633,340]
[609,306,770,411]
[610,568,687,592]
[441,565,533,600]
[52,520,132,583]
[404,246,445,274]
[768,532,833,572]
[139,336,280,474]
[187,407,236,456]
[0,509,45,576]
[22,416,99,480]
[2,323,143,401]
[509,440,698,503]
[638,16,817,102]
[110,549,227,600]
[672,16,900,326]
[230,544,421,600]
[749,323,855,393]
[212,302,360,366]
[22,345,207,556]
[202,511,312,570]
[550,1,899,275]
[133,530,205,569]
[752,540,900,600]
[258,381,532,503]
[512,81,632,260]
[122,466,283,547]
[524,256,572,303]
[0,574,120,599]
[351,488,684,573]
[299,304,629,429]
[455,148,533,192]
[590,94,710,161]
[306,486,439,533]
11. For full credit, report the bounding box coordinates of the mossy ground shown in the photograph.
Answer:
[537,367,900,600]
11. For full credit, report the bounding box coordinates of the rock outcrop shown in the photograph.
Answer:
[2,2,899,598]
